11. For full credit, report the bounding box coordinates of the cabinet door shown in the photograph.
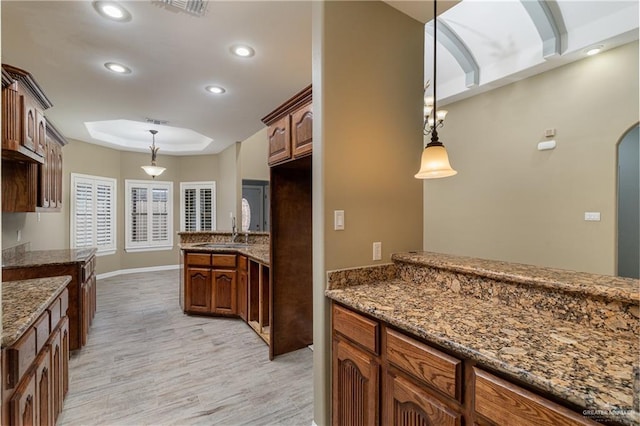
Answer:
[55,143,63,207]
[35,347,53,426]
[291,102,312,158]
[237,270,248,321]
[61,318,69,400]
[212,269,237,314]
[385,370,461,426]
[267,115,291,165]
[80,283,90,347]
[35,110,46,156]
[185,267,212,313]
[49,326,63,420]
[332,338,379,426]
[10,369,37,426]
[20,94,37,152]
[38,136,50,209]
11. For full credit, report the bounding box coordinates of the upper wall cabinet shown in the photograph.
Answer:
[262,85,312,166]
[2,64,67,212]
[2,64,53,163]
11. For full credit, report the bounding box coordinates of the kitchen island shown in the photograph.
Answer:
[326,252,639,426]
[2,245,97,351]
[2,276,71,425]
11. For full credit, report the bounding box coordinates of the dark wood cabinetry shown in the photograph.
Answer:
[1,64,67,213]
[332,303,600,426]
[3,289,70,426]
[262,85,312,166]
[237,255,248,321]
[261,85,314,360]
[184,253,238,316]
[3,253,97,352]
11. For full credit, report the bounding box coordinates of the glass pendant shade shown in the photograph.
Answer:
[141,165,166,178]
[414,144,457,179]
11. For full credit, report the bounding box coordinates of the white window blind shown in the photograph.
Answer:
[70,173,117,255]
[180,182,216,231]
[125,180,173,252]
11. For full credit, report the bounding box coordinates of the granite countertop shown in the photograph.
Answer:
[2,247,97,269]
[393,252,639,304]
[326,252,640,426]
[2,276,71,348]
[180,243,269,265]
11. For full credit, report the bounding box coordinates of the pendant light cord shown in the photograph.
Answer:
[430,0,442,146]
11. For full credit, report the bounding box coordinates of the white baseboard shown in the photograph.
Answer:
[97,264,180,280]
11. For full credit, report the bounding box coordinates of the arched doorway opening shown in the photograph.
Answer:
[617,123,639,278]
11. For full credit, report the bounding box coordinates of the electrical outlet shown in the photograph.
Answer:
[373,242,382,261]
[584,212,601,221]
[17,230,21,242]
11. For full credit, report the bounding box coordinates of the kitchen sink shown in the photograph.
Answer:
[194,242,251,249]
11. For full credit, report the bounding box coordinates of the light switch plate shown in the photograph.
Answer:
[334,210,345,230]
[373,242,382,260]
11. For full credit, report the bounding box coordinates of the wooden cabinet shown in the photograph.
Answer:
[332,303,601,426]
[2,65,67,213]
[38,123,66,212]
[385,370,461,426]
[262,85,312,166]
[237,255,248,321]
[186,267,212,314]
[184,252,238,316]
[3,253,97,351]
[3,289,70,426]
[474,368,598,426]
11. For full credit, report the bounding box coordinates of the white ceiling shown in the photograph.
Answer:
[2,1,637,155]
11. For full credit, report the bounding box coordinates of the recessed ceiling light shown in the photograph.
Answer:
[205,85,226,94]
[104,62,132,74]
[231,45,255,58]
[586,45,603,56]
[93,1,131,22]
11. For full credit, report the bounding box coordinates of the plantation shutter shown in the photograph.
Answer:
[70,174,117,254]
[125,180,173,251]
[74,180,94,248]
[184,188,197,231]
[180,182,216,231]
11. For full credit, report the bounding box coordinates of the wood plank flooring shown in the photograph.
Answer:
[57,270,313,426]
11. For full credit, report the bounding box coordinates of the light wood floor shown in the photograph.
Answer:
[57,270,313,426]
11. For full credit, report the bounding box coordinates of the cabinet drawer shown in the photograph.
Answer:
[34,311,50,354]
[82,256,96,282]
[6,327,36,388]
[386,328,461,401]
[60,287,69,318]
[49,294,62,329]
[238,255,248,272]
[332,304,379,354]
[213,254,236,268]
[186,253,211,266]
[474,368,598,426]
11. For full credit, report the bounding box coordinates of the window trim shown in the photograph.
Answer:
[70,173,117,256]
[179,181,217,232]
[125,179,174,253]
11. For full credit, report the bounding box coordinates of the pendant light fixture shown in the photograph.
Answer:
[141,130,166,178]
[415,0,457,179]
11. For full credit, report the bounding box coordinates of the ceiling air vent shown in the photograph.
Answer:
[158,0,207,16]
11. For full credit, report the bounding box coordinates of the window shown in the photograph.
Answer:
[180,182,216,231]
[70,173,117,255]
[125,180,173,252]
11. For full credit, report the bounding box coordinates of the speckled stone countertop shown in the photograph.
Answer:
[2,276,71,348]
[180,243,269,265]
[326,252,640,426]
[2,247,97,269]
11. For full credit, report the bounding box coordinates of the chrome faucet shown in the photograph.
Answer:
[231,217,238,242]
